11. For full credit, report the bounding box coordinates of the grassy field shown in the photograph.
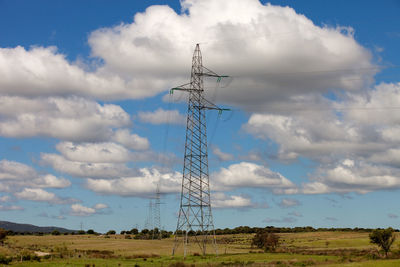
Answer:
[2,232,400,266]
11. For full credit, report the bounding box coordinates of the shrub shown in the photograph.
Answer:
[0,228,7,244]
[51,230,60,236]
[87,229,95,235]
[106,230,116,235]
[252,231,280,252]
[0,254,11,264]
[370,228,396,257]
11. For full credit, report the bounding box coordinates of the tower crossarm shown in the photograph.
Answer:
[198,66,229,81]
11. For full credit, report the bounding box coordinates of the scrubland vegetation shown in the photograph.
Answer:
[1,227,400,266]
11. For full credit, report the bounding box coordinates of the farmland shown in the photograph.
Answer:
[2,231,400,266]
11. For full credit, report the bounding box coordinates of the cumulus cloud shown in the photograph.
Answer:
[41,153,134,179]
[112,129,150,150]
[0,1,371,105]
[0,96,130,141]
[138,108,186,125]
[288,211,302,217]
[87,0,374,110]
[0,159,70,192]
[70,204,95,216]
[212,192,255,209]
[0,46,159,100]
[70,203,109,216]
[41,141,179,179]
[0,196,10,202]
[14,188,77,204]
[55,142,132,163]
[38,212,66,220]
[93,203,108,210]
[212,147,234,161]
[85,168,181,197]
[244,82,400,195]
[212,162,297,193]
[279,198,300,208]
[0,205,24,211]
[244,110,370,161]
[302,159,400,194]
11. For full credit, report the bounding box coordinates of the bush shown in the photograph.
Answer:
[370,228,396,257]
[106,230,116,235]
[252,231,280,252]
[0,254,11,264]
[0,228,7,244]
[51,230,60,236]
[87,229,95,235]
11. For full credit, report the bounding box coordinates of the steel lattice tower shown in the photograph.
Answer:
[171,44,229,256]
[152,184,162,240]
[144,199,153,231]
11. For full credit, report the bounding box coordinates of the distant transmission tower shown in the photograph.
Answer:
[153,183,162,240]
[171,44,229,256]
[144,199,153,231]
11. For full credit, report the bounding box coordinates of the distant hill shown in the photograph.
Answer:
[0,220,76,233]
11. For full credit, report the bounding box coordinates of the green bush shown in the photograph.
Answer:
[369,228,396,257]
[252,231,280,252]
[51,230,60,236]
[0,254,11,264]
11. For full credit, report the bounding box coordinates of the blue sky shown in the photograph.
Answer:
[0,0,400,233]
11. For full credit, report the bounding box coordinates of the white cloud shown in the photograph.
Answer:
[0,96,130,141]
[112,129,150,150]
[14,188,77,204]
[88,0,374,110]
[85,168,181,197]
[279,198,300,208]
[212,192,254,209]
[244,111,371,161]
[41,153,134,179]
[242,82,400,195]
[70,204,96,216]
[138,108,186,125]
[68,203,110,217]
[0,196,10,202]
[0,46,156,100]
[288,211,302,217]
[212,147,234,161]
[0,205,24,211]
[212,162,297,193]
[38,212,65,220]
[0,0,374,114]
[302,159,400,194]
[0,159,70,192]
[55,142,132,163]
[93,203,108,210]
[41,143,179,179]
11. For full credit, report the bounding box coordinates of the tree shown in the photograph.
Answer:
[369,228,396,257]
[252,231,280,252]
[130,228,139,235]
[87,229,95,235]
[0,228,7,245]
[51,230,60,236]
[106,230,116,235]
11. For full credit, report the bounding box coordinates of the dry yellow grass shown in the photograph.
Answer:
[6,234,255,257]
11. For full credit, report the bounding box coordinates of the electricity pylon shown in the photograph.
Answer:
[144,199,153,231]
[171,44,229,257]
[152,184,162,240]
